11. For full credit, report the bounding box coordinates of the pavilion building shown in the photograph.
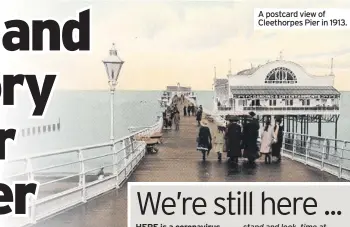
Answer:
[213,59,340,139]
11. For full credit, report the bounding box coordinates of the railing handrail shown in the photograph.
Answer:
[184,96,348,146]
[5,118,163,163]
[284,131,349,144]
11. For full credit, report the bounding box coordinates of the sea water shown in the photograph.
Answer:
[3,90,350,175]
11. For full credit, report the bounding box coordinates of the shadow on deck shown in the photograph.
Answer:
[33,105,346,227]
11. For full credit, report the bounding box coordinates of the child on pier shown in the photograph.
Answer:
[214,126,225,161]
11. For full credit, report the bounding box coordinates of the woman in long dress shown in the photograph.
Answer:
[196,119,212,161]
[260,119,275,164]
[173,110,180,131]
[213,125,225,161]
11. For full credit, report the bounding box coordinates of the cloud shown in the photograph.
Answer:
[2,0,350,91]
[294,48,350,59]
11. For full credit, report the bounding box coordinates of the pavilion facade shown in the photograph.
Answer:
[213,59,340,138]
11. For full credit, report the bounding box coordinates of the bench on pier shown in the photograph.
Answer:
[135,136,160,154]
[205,115,214,122]
[150,132,163,143]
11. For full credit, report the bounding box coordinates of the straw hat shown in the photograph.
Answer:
[218,122,226,127]
[200,119,209,126]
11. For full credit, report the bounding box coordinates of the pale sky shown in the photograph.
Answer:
[1,0,350,91]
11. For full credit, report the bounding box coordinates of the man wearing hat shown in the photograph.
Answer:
[242,111,260,164]
[272,115,283,162]
[196,106,203,126]
[226,116,242,163]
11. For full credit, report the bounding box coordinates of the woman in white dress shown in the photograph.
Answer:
[260,119,275,164]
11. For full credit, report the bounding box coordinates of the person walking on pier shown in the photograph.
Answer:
[196,107,202,126]
[188,105,192,116]
[197,119,212,161]
[260,119,274,164]
[225,116,242,163]
[242,112,260,165]
[214,125,225,161]
[272,116,283,163]
[162,111,167,129]
[183,105,187,116]
[174,110,180,131]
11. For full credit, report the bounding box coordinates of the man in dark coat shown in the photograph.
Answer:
[272,115,283,163]
[196,108,202,126]
[242,112,260,164]
[226,116,242,163]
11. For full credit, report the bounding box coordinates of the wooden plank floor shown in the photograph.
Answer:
[34,100,345,227]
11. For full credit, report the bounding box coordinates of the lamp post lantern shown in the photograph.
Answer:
[102,43,124,143]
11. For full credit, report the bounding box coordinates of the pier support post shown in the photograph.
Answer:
[110,89,115,142]
[318,115,322,137]
[301,116,304,149]
[335,115,339,152]
[110,89,118,184]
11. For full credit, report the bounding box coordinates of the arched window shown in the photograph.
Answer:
[265,67,297,84]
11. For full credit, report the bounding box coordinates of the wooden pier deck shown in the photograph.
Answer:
[33,101,345,227]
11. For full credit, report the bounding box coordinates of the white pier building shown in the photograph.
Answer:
[213,58,340,139]
[159,83,196,106]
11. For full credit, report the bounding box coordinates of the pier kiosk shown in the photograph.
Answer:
[213,59,340,141]
[159,84,196,106]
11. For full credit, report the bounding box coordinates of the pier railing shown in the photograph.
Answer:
[282,132,350,181]
[1,117,163,227]
[215,106,340,115]
[185,96,350,181]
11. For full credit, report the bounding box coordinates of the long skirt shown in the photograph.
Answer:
[271,143,282,157]
[260,141,272,154]
[197,143,209,152]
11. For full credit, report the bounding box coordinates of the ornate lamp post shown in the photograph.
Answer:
[102,43,124,143]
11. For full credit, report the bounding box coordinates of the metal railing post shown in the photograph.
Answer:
[281,131,286,155]
[305,136,310,165]
[122,139,128,177]
[339,142,346,178]
[129,137,135,170]
[112,142,119,188]
[321,139,327,171]
[292,133,297,160]
[78,150,86,202]
[26,158,36,224]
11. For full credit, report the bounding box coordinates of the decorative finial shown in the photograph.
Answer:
[228,59,232,74]
[279,50,283,60]
[330,58,334,76]
[214,66,217,79]
[109,43,118,56]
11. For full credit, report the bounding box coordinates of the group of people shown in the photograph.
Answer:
[183,104,196,116]
[196,111,284,164]
[183,102,203,127]
[162,103,181,130]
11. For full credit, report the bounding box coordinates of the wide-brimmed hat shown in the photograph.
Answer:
[231,116,239,122]
[248,111,256,117]
[200,119,209,126]
[218,122,226,127]
[226,115,239,122]
[275,115,282,122]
